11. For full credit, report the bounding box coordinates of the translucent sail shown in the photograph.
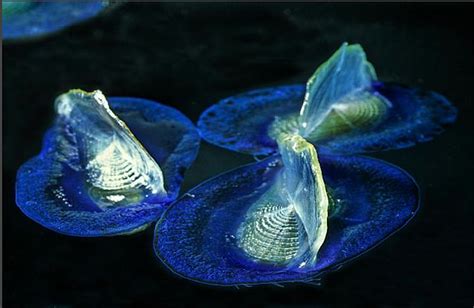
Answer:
[16,91,201,236]
[299,43,384,137]
[237,133,328,266]
[278,134,329,265]
[55,90,166,205]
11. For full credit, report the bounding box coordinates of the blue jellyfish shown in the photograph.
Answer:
[154,135,419,286]
[198,43,457,156]
[16,89,200,236]
[2,1,112,41]
[153,43,455,286]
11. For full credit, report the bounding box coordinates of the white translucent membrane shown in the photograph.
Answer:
[299,42,389,137]
[237,133,328,267]
[55,89,166,206]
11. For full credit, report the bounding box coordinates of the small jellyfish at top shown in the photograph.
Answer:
[2,1,113,41]
[198,42,457,156]
[16,89,200,236]
[154,131,419,286]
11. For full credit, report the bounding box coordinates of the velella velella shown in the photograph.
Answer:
[198,43,457,156]
[152,42,452,286]
[154,133,419,286]
[2,1,112,41]
[16,89,200,236]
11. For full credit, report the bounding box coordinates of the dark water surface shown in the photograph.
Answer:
[3,3,473,307]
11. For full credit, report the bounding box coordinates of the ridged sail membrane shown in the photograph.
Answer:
[55,90,166,207]
[304,90,390,142]
[299,43,390,138]
[237,133,328,267]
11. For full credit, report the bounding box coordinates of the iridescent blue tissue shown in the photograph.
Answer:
[198,83,456,156]
[16,91,200,237]
[154,154,419,286]
[198,43,457,156]
[2,1,110,40]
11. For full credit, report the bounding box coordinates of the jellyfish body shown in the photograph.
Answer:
[2,1,110,41]
[198,43,457,156]
[16,90,200,236]
[154,135,419,286]
[153,42,443,286]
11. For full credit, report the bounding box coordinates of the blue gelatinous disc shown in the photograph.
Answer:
[16,95,200,237]
[197,82,457,156]
[198,85,304,155]
[154,154,419,286]
[2,1,110,41]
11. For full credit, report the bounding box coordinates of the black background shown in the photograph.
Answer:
[3,3,473,307]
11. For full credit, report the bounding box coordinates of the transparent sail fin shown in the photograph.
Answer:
[277,134,329,265]
[299,42,379,136]
[237,133,329,267]
[55,89,166,205]
[304,89,391,143]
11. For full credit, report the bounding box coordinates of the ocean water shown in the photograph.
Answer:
[3,3,472,306]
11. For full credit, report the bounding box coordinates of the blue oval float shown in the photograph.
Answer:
[16,90,200,236]
[154,154,419,286]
